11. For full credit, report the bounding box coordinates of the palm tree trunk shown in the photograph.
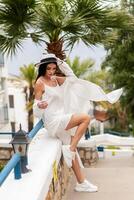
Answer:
[46,39,66,76]
[28,108,33,131]
[46,39,65,60]
[28,86,34,131]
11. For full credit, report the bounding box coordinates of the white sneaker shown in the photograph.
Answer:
[74,179,98,192]
[62,145,76,168]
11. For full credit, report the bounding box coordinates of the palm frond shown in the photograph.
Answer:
[66,56,94,77]
[20,63,37,86]
[64,29,103,51]
[0,0,38,54]
[71,0,107,19]
[0,0,132,58]
[63,1,132,49]
[0,34,24,56]
[30,32,46,43]
[36,1,64,41]
[0,0,37,27]
[86,69,113,92]
[99,9,133,29]
[62,15,86,35]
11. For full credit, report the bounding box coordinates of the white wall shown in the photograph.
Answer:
[0,53,9,129]
[8,86,28,132]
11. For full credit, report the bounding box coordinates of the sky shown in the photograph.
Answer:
[5,39,107,75]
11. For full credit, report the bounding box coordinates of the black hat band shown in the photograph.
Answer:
[40,57,57,64]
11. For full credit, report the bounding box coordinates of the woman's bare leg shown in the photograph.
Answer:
[65,114,90,151]
[71,136,85,183]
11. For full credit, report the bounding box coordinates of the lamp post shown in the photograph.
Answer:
[10,124,31,173]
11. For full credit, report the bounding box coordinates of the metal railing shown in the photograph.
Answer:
[28,119,44,139]
[0,153,21,186]
[0,119,44,186]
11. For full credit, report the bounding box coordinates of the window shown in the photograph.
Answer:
[9,95,14,108]
[10,121,16,132]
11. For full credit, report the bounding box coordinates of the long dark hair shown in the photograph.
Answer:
[35,60,57,82]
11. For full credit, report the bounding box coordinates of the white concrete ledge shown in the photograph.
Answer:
[78,134,134,148]
[92,134,134,146]
[0,129,62,200]
[0,134,12,147]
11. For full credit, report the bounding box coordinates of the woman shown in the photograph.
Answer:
[33,54,122,192]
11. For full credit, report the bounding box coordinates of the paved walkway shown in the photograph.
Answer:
[63,156,134,200]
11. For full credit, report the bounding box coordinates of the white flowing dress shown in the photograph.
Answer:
[33,61,123,145]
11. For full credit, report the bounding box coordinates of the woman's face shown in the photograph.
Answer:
[45,63,57,79]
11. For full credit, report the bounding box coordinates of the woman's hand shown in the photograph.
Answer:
[51,75,57,81]
[56,57,63,66]
[37,100,48,109]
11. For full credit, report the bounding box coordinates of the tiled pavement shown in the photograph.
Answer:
[63,156,134,200]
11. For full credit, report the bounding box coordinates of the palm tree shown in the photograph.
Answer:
[66,56,94,78]
[0,0,130,59]
[20,63,37,131]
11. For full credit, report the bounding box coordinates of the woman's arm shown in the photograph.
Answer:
[52,76,66,85]
[57,58,77,78]
[33,81,48,118]
[34,81,44,101]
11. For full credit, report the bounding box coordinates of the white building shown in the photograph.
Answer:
[0,52,9,130]
[7,75,28,132]
[0,53,28,132]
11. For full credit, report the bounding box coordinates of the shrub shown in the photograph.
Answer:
[0,163,4,172]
